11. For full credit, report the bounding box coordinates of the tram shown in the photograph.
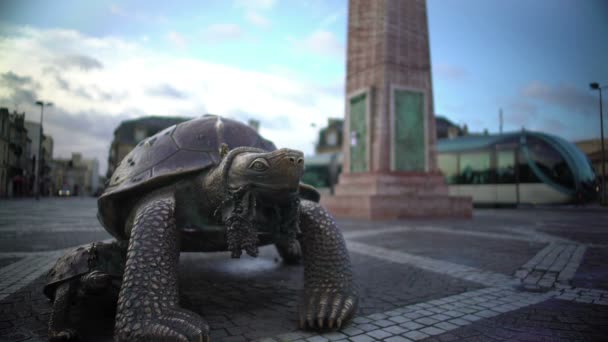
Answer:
[436,131,598,205]
[303,131,599,205]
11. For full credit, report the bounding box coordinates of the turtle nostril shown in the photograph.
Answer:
[288,157,296,163]
[297,158,303,164]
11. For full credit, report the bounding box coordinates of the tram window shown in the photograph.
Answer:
[458,152,491,184]
[517,155,540,183]
[438,154,458,184]
[527,138,574,188]
[497,150,516,183]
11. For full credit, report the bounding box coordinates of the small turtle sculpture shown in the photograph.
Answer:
[44,241,126,340]
[45,115,358,341]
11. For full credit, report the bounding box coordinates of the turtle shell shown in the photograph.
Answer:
[98,115,276,239]
[44,245,92,300]
[44,242,127,300]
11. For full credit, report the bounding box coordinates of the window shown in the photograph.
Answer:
[496,150,516,183]
[134,127,147,142]
[458,152,491,184]
[327,131,338,146]
[438,154,458,184]
[526,137,574,189]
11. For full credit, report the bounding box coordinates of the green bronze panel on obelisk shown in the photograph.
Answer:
[350,93,367,173]
[394,90,425,171]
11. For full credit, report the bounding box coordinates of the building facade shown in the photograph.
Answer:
[24,121,54,196]
[51,153,100,196]
[0,108,10,197]
[6,111,32,197]
[575,138,607,185]
[315,118,344,155]
[41,135,54,195]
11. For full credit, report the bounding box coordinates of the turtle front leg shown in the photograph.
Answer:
[299,200,358,330]
[48,280,78,341]
[114,194,209,342]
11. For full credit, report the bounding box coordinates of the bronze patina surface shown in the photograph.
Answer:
[44,115,358,341]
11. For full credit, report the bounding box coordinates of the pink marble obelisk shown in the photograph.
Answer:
[322,0,472,219]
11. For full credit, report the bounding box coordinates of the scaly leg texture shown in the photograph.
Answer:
[299,200,358,330]
[48,281,78,341]
[114,194,209,342]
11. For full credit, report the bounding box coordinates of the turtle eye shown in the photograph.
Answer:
[249,158,269,171]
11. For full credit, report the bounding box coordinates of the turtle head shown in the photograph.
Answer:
[226,148,304,201]
[213,146,304,258]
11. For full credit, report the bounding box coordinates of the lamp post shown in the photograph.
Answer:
[590,83,606,205]
[34,100,52,200]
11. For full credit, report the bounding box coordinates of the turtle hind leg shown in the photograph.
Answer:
[48,280,79,341]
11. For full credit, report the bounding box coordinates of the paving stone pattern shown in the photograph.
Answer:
[423,299,608,342]
[178,248,482,341]
[265,287,556,342]
[515,243,587,289]
[351,230,545,276]
[0,258,20,269]
[0,252,63,301]
[571,247,608,291]
[0,199,607,341]
[347,241,517,287]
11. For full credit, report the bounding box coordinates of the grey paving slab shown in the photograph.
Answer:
[350,230,546,277]
[1,199,608,342]
[424,299,608,342]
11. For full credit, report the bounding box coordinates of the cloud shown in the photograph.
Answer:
[166,31,187,48]
[44,107,134,174]
[246,12,271,28]
[146,84,188,99]
[56,54,104,71]
[0,24,342,176]
[521,82,597,116]
[202,24,244,42]
[0,71,40,108]
[0,71,39,89]
[434,64,468,81]
[297,30,344,58]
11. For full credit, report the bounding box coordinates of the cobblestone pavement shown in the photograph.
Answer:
[0,198,607,341]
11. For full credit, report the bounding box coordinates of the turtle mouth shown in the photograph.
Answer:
[248,183,300,201]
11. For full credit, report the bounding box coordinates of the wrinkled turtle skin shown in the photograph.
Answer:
[44,241,126,341]
[45,115,357,341]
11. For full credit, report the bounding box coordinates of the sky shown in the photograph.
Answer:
[0,0,607,177]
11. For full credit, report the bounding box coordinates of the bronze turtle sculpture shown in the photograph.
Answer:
[44,241,126,340]
[45,115,358,341]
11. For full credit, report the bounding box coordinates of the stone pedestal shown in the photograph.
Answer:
[323,0,472,219]
[322,172,471,219]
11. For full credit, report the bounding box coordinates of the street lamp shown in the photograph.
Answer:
[590,82,606,205]
[34,100,52,200]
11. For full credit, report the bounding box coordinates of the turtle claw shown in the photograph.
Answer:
[299,288,357,330]
[116,307,209,342]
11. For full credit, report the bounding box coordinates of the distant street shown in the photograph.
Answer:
[0,198,607,341]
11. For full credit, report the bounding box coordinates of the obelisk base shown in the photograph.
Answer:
[321,172,472,220]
